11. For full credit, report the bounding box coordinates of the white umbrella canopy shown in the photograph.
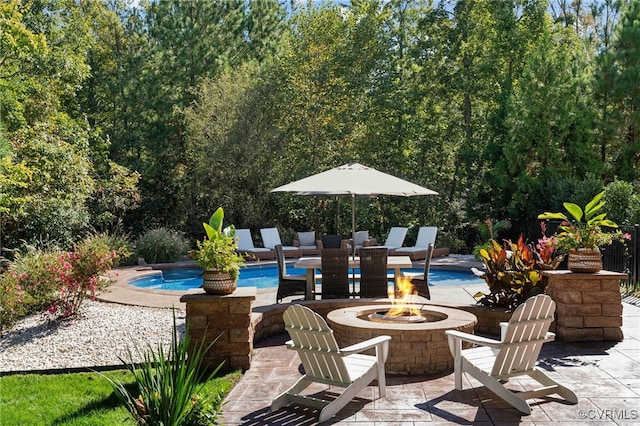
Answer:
[271,162,438,254]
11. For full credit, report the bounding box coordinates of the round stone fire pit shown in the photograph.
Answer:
[327,305,477,375]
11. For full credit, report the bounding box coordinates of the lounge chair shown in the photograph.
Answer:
[321,248,350,299]
[274,245,307,303]
[367,227,408,250]
[358,247,390,298]
[270,304,391,423]
[235,228,275,260]
[260,227,301,258]
[392,226,437,260]
[445,294,578,414]
[293,231,321,256]
[400,243,434,299]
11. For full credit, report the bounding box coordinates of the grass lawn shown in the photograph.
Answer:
[0,369,242,426]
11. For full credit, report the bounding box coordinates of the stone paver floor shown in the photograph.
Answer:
[222,298,640,425]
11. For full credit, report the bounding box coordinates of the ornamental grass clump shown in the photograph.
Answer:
[103,310,225,425]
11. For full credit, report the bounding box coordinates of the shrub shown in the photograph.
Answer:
[44,235,119,319]
[0,235,125,329]
[103,311,225,425]
[135,228,190,264]
[472,235,563,311]
[0,248,61,330]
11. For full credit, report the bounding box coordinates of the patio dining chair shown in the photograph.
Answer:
[399,243,434,299]
[274,245,307,303]
[445,294,578,414]
[320,248,350,299]
[270,304,391,423]
[359,247,390,298]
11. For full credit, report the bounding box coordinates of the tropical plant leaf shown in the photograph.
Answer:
[563,202,583,222]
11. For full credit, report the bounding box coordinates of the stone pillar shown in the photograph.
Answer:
[543,270,625,342]
[180,287,256,372]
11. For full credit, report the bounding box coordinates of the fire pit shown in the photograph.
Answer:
[327,304,477,375]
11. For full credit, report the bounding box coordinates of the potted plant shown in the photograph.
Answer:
[537,191,629,273]
[194,207,245,295]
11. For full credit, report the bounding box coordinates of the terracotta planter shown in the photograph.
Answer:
[567,248,602,273]
[202,270,237,295]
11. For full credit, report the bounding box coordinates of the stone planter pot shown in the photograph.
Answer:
[202,270,237,295]
[567,248,602,273]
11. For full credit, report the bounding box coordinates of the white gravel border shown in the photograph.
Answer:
[0,300,185,373]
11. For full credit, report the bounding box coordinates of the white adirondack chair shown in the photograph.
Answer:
[270,304,391,423]
[445,294,578,415]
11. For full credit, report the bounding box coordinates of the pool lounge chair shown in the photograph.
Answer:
[392,226,449,260]
[445,294,578,414]
[260,227,301,258]
[366,227,408,250]
[271,304,391,423]
[235,229,275,260]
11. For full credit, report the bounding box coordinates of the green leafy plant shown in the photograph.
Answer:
[136,228,191,264]
[473,235,563,310]
[0,235,126,329]
[194,208,244,281]
[537,191,629,252]
[103,310,225,425]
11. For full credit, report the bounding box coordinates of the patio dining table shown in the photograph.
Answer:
[294,255,413,300]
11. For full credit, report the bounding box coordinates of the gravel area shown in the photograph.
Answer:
[0,300,185,373]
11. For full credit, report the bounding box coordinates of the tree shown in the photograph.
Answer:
[610,0,640,181]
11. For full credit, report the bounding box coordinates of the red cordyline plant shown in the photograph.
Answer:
[472,234,564,311]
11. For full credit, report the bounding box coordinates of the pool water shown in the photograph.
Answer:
[128,264,484,291]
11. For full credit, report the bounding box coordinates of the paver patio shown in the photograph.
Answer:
[220,296,640,425]
[102,260,640,425]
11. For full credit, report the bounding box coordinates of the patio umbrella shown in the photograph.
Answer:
[271,162,438,255]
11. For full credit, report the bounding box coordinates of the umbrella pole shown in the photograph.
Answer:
[351,194,356,259]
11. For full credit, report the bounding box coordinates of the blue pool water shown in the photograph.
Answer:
[128,264,484,291]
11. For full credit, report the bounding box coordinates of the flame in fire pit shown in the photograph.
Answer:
[385,277,422,317]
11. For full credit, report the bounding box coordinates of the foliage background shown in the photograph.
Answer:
[2,0,640,254]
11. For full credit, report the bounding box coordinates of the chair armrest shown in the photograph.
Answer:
[363,238,377,247]
[293,240,300,248]
[317,240,324,249]
[340,335,391,355]
[445,330,501,349]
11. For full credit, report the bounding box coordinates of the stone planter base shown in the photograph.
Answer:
[543,270,625,342]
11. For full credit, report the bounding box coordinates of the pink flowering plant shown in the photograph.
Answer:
[537,191,630,252]
[1,234,127,330]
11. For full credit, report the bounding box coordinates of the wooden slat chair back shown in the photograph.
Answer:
[445,294,578,415]
[271,305,392,423]
[321,247,350,299]
[359,247,389,298]
[492,293,555,377]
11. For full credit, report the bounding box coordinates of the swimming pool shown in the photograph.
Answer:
[128,264,484,291]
